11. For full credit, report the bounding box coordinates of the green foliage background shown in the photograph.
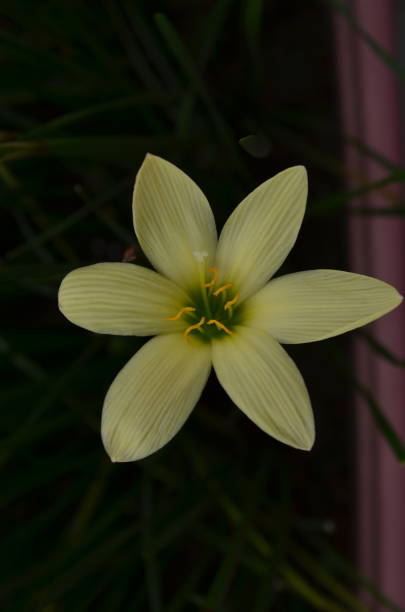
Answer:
[1,1,404,610]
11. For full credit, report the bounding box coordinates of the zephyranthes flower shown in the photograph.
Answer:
[58,154,402,462]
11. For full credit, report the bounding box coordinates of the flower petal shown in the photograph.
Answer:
[215,166,307,300]
[133,154,217,289]
[212,326,314,450]
[58,262,190,336]
[245,269,403,344]
[102,333,212,461]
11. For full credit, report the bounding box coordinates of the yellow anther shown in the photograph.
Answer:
[203,267,218,288]
[224,293,240,311]
[165,306,196,321]
[184,316,206,342]
[213,283,234,296]
[207,319,233,335]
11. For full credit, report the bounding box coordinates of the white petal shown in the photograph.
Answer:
[102,333,211,461]
[212,326,314,450]
[133,154,217,289]
[245,269,403,343]
[215,166,307,300]
[58,262,190,336]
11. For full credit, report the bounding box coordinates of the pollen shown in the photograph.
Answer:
[213,283,234,296]
[207,319,233,335]
[203,267,218,288]
[224,293,240,311]
[165,306,196,321]
[184,316,206,342]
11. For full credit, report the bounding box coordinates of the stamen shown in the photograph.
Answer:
[184,316,205,342]
[166,306,196,321]
[213,283,234,296]
[207,319,233,335]
[224,293,240,311]
[203,267,218,288]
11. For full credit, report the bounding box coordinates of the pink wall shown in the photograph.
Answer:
[334,0,405,608]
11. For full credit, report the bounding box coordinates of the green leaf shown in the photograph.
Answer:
[359,330,405,367]
[154,12,244,171]
[323,0,405,82]
[310,171,405,215]
[0,135,175,160]
[22,94,176,139]
[4,178,129,262]
[355,381,405,462]
[239,134,271,158]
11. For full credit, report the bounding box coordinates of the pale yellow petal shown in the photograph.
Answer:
[245,269,403,343]
[133,154,217,289]
[212,327,314,450]
[215,166,307,300]
[102,333,212,461]
[58,262,190,336]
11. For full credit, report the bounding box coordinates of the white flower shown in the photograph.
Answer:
[58,154,402,462]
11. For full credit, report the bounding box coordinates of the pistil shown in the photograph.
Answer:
[197,269,213,319]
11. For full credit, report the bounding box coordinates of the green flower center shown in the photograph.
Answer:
[166,267,245,343]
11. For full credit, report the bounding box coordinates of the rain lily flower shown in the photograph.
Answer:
[58,154,402,462]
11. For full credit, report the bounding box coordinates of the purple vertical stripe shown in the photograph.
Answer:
[333,0,405,608]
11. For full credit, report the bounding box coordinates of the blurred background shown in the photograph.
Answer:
[1,0,405,610]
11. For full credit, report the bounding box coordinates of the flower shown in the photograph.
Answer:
[58,154,402,462]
